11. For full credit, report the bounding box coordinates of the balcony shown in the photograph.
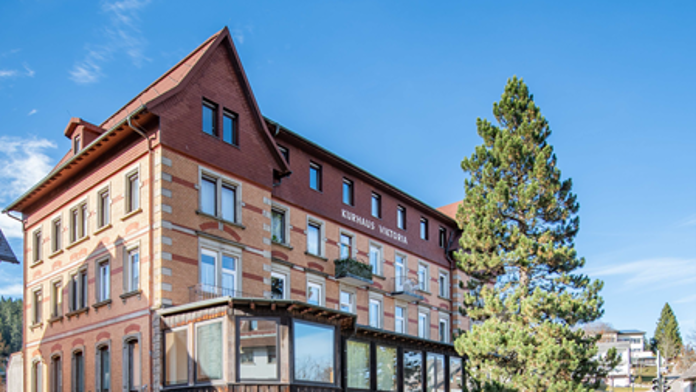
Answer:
[334,257,373,286]
[188,283,267,303]
[390,276,424,302]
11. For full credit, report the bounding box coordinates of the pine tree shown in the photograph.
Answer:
[654,303,682,360]
[453,77,619,392]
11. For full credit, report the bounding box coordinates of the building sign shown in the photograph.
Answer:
[341,209,408,245]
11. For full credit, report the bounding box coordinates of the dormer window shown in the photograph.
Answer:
[73,135,81,154]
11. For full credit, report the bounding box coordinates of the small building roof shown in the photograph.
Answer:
[681,363,696,381]
[0,229,18,264]
[618,330,645,335]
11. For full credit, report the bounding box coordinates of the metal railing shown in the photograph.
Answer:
[188,283,267,303]
[390,275,421,293]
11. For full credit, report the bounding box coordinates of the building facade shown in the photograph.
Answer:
[5,27,468,392]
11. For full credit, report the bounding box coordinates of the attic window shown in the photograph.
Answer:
[73,135,81,154]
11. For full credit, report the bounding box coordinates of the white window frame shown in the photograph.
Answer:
[164,325,189,386]
[394,252,408,291]
[305,215,326,257]
[342,178,354,206]
[198,236,243,296]
[339,288,355,313]
[439,313,450,343]
[32,286,43,325]
[420,217,428,240]
[418,262,429,292]
[50,278,62,318]
[123,244,141,294]
[397,205,406,230]
[438,226,447,248]
[438,270,449,298]
[96,258,110,303]
[51,214,62,254]
[339,229,356,259]
[97,185,111,229]
[271,202,291,246]
[69,199,89,244]
[418,309,429,339]
[32,228,42,264]
[198,166,243,225]
[306,274,325,306]
[31,357,43,392]
[124,166,140,215]
[394,303,407,334]
[371,192,381,218]
[193,318,225,384]
[271,262,290,300]
[368,241,383,276]
[69,268,88,312]
[368,292,383,329]
[123,333,143,391]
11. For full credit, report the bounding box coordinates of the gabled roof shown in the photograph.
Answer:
[0,229,18,264]
[618,329,645,335]
[437,201,461,221]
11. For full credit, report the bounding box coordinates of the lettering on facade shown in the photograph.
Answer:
[341,209,408,245]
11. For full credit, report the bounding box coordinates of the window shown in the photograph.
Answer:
[222,110,237,145]
[239,318,278,380]
[50,355,62,392]
[306,217,324,257]
[371,193,381,218]
[438,227,447,248]
[418,263,429,291]
[426,353,446,392]
[73,135,81,154]
[403,351,422,392]
[97,188,110,228]
[309,162,322,191]
[70,201,88,243]
[307,281,323,306]
[418,311,428,339]
[125,248,140,293]
[125,171,140,214]
[395,306,406,334]
[202,100,217,137]
[340,290,354,313]
[51,280,62,318]
[369,298,382,328]
[438,271,449,298]
[199,171,240,223]
[196,321,222,382]
[294,321,334,383]
[271,271,286,299]
[342,178,353,206]
[199,243,239,296]
[51,218,62,253]
[450,357,463,392]
[97,346,110,392]
[439,317,449,343]
[394,253,406,292]
[125,339,141,391]
[420,218,428,240]
[73,350,84,392]
[271,207,287,244]
[69,269,88,312]
[164,327,188,386]
[97,259,110,302]
[32,360,43,392]
[32,288,43,324]
[347,340,370,389]
[369,243,382,275]
[377,345,397,391]
[339,232,353,259]
[397,206,406,230]
[32,229,42,263]
[278,145,289,162]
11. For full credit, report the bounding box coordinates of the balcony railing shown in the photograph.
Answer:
[188,283,267,303]
[390,276,424,302]
[334,257,373,285]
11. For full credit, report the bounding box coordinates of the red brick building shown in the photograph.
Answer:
[4,27,469,392]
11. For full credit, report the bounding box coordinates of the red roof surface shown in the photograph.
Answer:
[437,201,461,220]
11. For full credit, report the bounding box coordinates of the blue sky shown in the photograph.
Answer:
[0,0,694,339]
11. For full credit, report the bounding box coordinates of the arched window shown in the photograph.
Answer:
[50,355,62,392]
[31,359,43,392]
[123,337,141,392]
[72,350,84,392]
[96,344,110,392]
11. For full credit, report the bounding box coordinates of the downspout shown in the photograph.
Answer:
[127,113,155,392]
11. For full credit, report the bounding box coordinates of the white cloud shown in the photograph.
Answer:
[675,294,696,304]
[69,0,151,84]
[0,283,23,297]
[681,214,696,227]
[0,69,17,78]
[585,257,696,291]
[27,109,37,116]
[23,63,35,77]
[0,136,56,239]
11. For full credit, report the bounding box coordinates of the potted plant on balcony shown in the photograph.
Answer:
[334,257,373,285]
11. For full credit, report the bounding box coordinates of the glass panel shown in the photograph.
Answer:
[377,345,397,391]
[307,223,320,255]
[196,322,222,381]
[309,165,320,190]
[129,175,139,211]
[340,291,352,312]
[403,351,422,392]
[347,340,370,389]
[369,245,380,274]
[340,234,351,259]
[202,103,215,136]
[129,341,141,390]
[395,307,404,333]
[450,357,463,392]
[165,329,188,386]
[418,313,427,338]
[129,250,139,291]
[369,299,380,328]
[223,112,235,144]
[271,273,285,299]
[99,263,109,301]
[342,180,352,205]
[426,353,445,392]
[200,251,216,289]
[100,348,110,391]
[239,318,278,380]
[420,219,427,239]
[221,185,236,222]
[200,177,217,216]
[75,352,84,392]
[372,194,380,217]
[271,210,285,243]
[294,321,334,383]
[222,255,235,296]
[397,207,405,229]
[307,283,321,305]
